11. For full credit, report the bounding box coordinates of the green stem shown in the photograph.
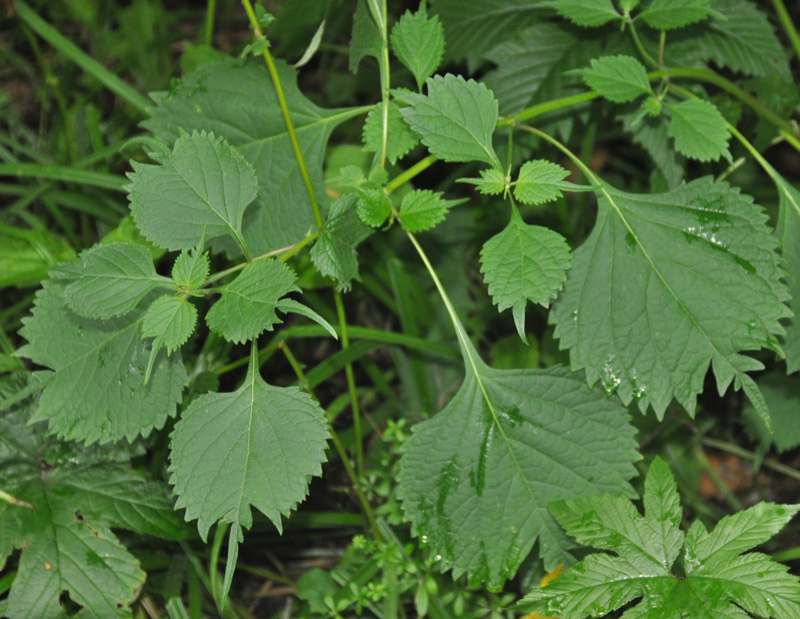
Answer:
[628,19,659,69]
[699,437,800,483]
[386,154,438,194]
[374,0,390,169]
[14,0,151,114]
[204,0,217,46]
[334,290,364,477]
[209,521,228,603]
[772,0,800,63]
[241,0,324,229]
[499,92,598,126]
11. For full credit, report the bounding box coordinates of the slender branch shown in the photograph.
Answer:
[385,154,438,194]
[334,290,364,477]
[627,19,659,69]
[700,437,800,483]
[772,0,800,63]
[204,0,217,47]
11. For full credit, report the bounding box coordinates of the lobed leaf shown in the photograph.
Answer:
[206,259,299,344]
[667,99,731,162]
[551,177,791,418]
[128,131,256,253]
[401,74,501,168]
[639,0,715,30]
[52,242,170,319]
[480,208,571,340]
[390,5,445,91]
[18,281,188,445]
[543,0,620,27]
[583,55,652,103]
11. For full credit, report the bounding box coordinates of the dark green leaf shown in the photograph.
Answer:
[391,5,445,90]
[543,0,620,27]
[583,55,652,103]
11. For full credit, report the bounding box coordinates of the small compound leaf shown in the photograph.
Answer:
[398,361,637,588]
[18,281,188,445]
[356,187,393,228]
[459,168,507,196]
[398,189,463,232]
[362,101,419,164]
[551,177,790,417]
[310,194,373,291]
[583,55,653,103]
[390,5,445,90]
[481,208,571,340]
[276,299,338,340]
[514,160,591,206]
[172,248,210,291]
[639,0,715,30]
[128,131,257,252]
[169,351,329,539]
[52,243,170,319]
[401,74,501,167]
[206,259,299,344]
[543,0,621,27]
[667,99,731,162]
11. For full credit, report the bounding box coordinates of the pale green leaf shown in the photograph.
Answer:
[128,131,256,252]
[480,208,571,340]
[362,101,418,164]
[401,74,501,168]
[276,299,338,340]
[18,281,188,445]
[349,0,382,73]
[583,55,652,103]
[144,59,364,254]
[172,248,210,291]
[398,189,462,232]
[458,168,507,195]
[310,194,373,291]
[169,352,328,539]
[742,372,800,453]
[551,177,790,417]
[639,0,715,29]
[514,160,591,205]
[206,259,299,344]
[433,0,542,63]
[696,0,792,80]
[519,457,800,618]
[356,187,393,228]
[390,5,445,90]
[142,295,197,354]
[483,23,602,116]
[398,350,637,588]
[52,243,170,319]
[667,99,731,162]
[543,0,621,27]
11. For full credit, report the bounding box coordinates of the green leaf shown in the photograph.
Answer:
[310,194,373,291]
[583,55,653,103]
[742,372,800,453]
[639,0,715,29]
[519,457,800,618]
[18,280,188,444]
[206,259,299,344]
[774,172,800,372]
[349,0,382,73]
[458,168,507,196]
[172,247,210,291]
[543,0,621,27]
[51,242,170,319]
[276,299,338,340]
[0,226,74,290]
[398,189,462,232]
[398,353,637,588]
[169,350,329,539]
[401,74,501,168]
[480,208,571,340]
[483,22,602,118]
[362,101,418,164]
[356,186,393,228]
[143,59,364,254]
[551,177,791,417]
[696,0,792,81]
[667,99,731,162]
[433,0,542,63]
[618,109,685,189]
[390,5,445,91]
[128,131,256,253]
[141,296,197,382]
[514,160,591,206]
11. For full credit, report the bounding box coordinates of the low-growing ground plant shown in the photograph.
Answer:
[1,0,800,617]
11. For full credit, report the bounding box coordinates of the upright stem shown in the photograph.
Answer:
[241,0,324,229]
[772,0,800,63]
[627,19,659,69]
[204,0,217,47]
[334,290,364,477]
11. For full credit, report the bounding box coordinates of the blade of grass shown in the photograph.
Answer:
[0,164,127,191]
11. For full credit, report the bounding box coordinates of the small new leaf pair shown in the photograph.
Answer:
[518,457,800,618]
